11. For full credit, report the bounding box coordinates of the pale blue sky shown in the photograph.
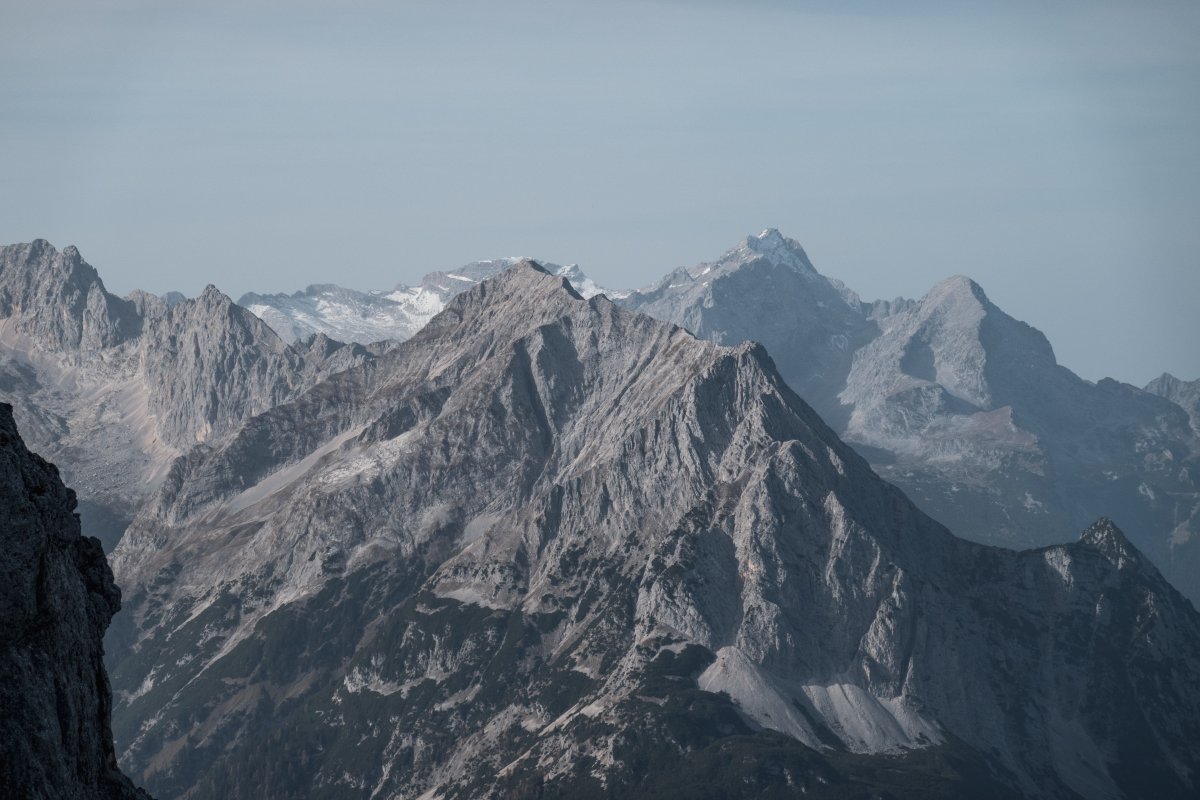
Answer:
[2,1,1197,385]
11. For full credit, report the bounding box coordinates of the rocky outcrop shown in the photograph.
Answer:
[140,285,316,448]
[0,241,386,548]
[108,264,1200,800]
[0,240,141,354]
[0,403,151,799]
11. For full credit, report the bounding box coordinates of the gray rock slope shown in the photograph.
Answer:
[1146,373,1200,435]
[838,276,1200,583]
[238,258,607,345]
[0,240,388,548]
[618,228,879,430]
[107,264,1200,800]
[0,403,152,799]
[620,231,1200,602]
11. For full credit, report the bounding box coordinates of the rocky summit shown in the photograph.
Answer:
[0,240,391,549]
[1146,372,1200,436]
[105,263,1200,799]
[0,402,151,799]
[615,231,1200,603]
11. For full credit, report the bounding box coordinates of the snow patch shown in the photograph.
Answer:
[1044,549,1074,586]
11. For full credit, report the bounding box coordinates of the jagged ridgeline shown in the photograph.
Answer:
[0,403,152,799]
[240,231,1200,606]
[105,263,1200,799]
[0,240,393,550]
[618,231,1200,602]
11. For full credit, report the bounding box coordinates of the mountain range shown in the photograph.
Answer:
[237,259,608,345]
[0,240,392,549]
[105,264,1200,798]
[241,230,1200,604]
[2,236,1198,799]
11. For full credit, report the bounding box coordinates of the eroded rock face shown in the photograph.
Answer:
[0,403,151,800]
[837,275,1200,587]
[618,228,877,431]
[0,241,388,549]
[617,232,1200,603]
[107,265,1200,800]
[1147,373,1200,435]
[0,240,141,353]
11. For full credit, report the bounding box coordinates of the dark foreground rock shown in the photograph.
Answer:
[0,402,151,799]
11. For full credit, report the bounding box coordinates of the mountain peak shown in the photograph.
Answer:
[736,227,813,270]
[1151,372,1179,386]
[0,239,139,351]
[512,257,551,277]
[1144,372,1200,433]
[927,275,990,307]
[1079,517,1142,570]
[195,283,229,305]
[756,226,785,243]
[469,257,583,302]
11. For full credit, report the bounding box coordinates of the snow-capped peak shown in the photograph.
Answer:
[692,228,818,278]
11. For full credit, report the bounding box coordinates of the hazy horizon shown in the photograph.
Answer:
[2,1,1198,386]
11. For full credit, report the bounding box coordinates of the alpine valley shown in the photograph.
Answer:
[1,237,1198,800]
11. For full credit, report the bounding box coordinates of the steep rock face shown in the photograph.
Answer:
[238,258,606,345]
[0,403,151,799]
[108,264,1200,800]
[618,234,1200,602]
[618,229,877,429]
[0,240,141,353]
[840,277,1200,590]
[0,241,383,548]
[139,285,321,448]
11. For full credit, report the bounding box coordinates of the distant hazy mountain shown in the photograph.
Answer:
[239,259,608,344]
[0,240,389,548]
[618,228,882,430]
[0,403,151,799]
[1146,372,1200,434]
[106,264,1200,799]
[619,231,1200,602]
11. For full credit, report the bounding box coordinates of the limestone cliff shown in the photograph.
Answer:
[0,403,151,799]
